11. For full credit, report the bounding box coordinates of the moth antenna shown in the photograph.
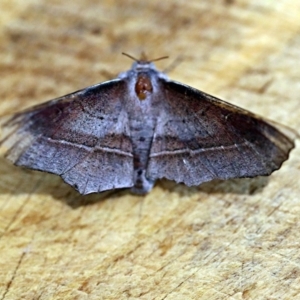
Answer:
[122,52,169,63]
[150,55,169,63]
[122,52,139,62]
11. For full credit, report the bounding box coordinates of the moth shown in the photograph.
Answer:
[0,53,296,195]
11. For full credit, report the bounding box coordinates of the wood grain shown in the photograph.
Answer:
[0,0,300,299]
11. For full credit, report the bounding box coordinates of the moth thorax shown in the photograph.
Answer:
[135,74,153,100]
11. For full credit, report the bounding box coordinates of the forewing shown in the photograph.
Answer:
[1,80,134,194]
[147,80,295,186]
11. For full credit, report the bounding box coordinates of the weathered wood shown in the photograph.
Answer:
[0,1,299,299]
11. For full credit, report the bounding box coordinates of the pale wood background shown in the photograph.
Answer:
[0,1,300,299]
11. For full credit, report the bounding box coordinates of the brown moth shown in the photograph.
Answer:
[0,54,296,195]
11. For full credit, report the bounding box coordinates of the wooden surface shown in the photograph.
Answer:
[0,1,300,299]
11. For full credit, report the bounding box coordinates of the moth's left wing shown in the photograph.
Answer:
[1,80,134,194]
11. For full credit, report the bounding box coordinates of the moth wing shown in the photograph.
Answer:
[1,80,134,194]
[147,80,295,186]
